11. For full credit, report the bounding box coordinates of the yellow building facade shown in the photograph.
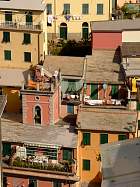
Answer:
[43,0,112,41]
[76,107,137,187]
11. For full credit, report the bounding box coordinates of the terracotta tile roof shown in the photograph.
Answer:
[91,19,140,32]
[77,107,137,132]
[85,50,124,83]
[43,56,85,77]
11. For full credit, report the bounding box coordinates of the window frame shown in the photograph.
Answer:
[24,52,31,62]
[4,50,11,61]
[82,4,89,15]
[118,134,127,141]
[2,31,10,43]
[5,11,12,22]
[63,4,70,14]
[97,4,104,15]
[100,133,108,144]
[23,33,31,44]
[83,159,90,171]
[82,132,90,145]
[47,3,52,14]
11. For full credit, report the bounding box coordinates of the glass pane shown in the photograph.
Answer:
[60,26,67,40]
[47,4,52,14]
[3,32,10,42]
[97,4,103,15]
[4,50,11,60]
[82,27,88,40]
[90,84,98,99]
[23,33,31,44]
[82,4,89,14]
[83,159,90,170]
[64,4,70,14]
[5,11,12,21]
[24,52,31,62]
[83,133,90,145]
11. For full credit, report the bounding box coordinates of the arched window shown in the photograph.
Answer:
[60,23,67,40]
[82,22,89,40]
[34,106,41,125]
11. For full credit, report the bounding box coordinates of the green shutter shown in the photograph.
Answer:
[100,134,108,144]
[138,120,140,130]
[24,52,31,62]
[83,159,90,170]
[118,134,127,141]
[47,4,52,14]
[63,149,72,161]
[3,143,11,156]
[26,13,33,24]
[3,32,10,42]
[90,84,98,99]
[137,103,140,111]
[82,27,89,40]
[4,50,11,60]
[60,27,67,40]
[23,33,31,44]
[83,133,90,145]
[97,4,103,15]
[64,4,70,14]
[111,85,119,99]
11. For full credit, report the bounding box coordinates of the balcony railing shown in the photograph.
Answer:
[0,21,42,31]
[3,156,75,174]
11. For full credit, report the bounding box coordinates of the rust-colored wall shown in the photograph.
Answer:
[7,176,28,187]
[22,94,50,126]
[92,32,122,50]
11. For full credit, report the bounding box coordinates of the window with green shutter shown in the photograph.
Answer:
[97,4,103,15]
[138,120,140,130]
[2,32,10,42]
[63,148,72,161]
[118,134,127,141]
[4,50,11,60]
[26,12,33,25]
[29,177,37,187]
[83,159,90,170]
[100,134,108,144]
[53,181,62,187]
[5,11,12,22]
[137,102,140,111]
[111,85,119,99]
[90,84,98,99]
[63,4,70,14]
[3,143,11,156]
[47,4,52,14]
[24,52,31,62]
[23,33,31,44]
[82,4,89,14]
[60,23,67,40]
[83,132,90,145]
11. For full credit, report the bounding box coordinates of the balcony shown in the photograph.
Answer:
[0,21,42,31]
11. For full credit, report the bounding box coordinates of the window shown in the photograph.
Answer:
[100,134,108,144]
[83,132,90,145]
[26,12,33,25]
[47,3,52,14]
[23,33,31,44]
[90,84,98,100]
[97,4,103,15]
[2,32,10,42]
[67,80,76,93]
[118,134,127,141]
[34,106,41,125]
[111,85,119,99]
[83,159,90,170]
[63,148,72,161]
[53,181,62,187]
[2,143,11,156]
[60,23,67,40]
[24,52,31,62]
[82,4,89,14]
[4,50,11,60]
[63,4,70,14]
[5,11,12,22]
[29,177,37,187]
[82,22,89,40]
[137,103,140,111]
[67,104,74,114]
[138,120,140,130]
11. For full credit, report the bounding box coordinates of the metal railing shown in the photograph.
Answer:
[0,21,42,31]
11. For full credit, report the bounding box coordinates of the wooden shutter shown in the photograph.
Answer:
[100,134,108,144]
[90,84,98,99]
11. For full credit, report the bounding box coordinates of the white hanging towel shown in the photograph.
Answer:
[47,15,53,24]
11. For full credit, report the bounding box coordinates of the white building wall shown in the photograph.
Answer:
[122,31,140,42]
